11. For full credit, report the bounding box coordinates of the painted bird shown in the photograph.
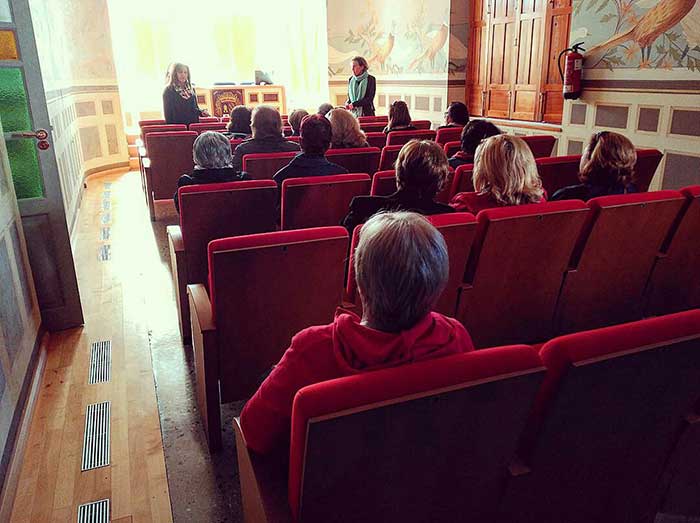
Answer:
[408,24,449,71]
[368,33,395,71]
[586,0,697,61]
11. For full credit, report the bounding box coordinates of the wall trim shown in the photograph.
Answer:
[329,79,452,87]
[583,79,700,93]
[45,84,121,103]
[83,161,130,178]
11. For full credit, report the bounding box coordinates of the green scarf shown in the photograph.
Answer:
[348,70,369,103]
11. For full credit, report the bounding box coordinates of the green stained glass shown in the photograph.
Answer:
[0,68,43,199]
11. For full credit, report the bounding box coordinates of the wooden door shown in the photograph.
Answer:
[467,0,490,116]
[540,0,572,123]
[485,0,517,118]
[510,0,545,120]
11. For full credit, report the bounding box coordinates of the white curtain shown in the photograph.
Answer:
[106,0,329,122]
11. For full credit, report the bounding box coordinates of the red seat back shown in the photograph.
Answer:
[451,163,475,198]
[386,129,437,146]
[411,120,432,130]
[141,124,187,141]
[289,346,545,522]
[242,152,297,180]
[370,170,396,196]
[283,125,293,136]
[444,140,462,157]
[536,155,581,197]
[145,131,197,200]
[198,116,220,123]
[229,138,244,153]
[287,135,300,143]
[456,201,589,348]
[139,118,166,127]
[221,115,230,122]
[359,122,386,133]
[179,180,278,285]
[208,227,348,400]
[281,173,371,230]
[358,115,388,123]
[634,148,663,192]
[555,191,686,334]
[365,132,387,149]
[645,186,700,315]
[326,147,380,175]
[189,122,227,133]
[378,145,402,171]
[521,135,556,158]
[436,127,463,145]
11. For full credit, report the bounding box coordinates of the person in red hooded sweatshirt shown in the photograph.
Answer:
[240,211,474,455]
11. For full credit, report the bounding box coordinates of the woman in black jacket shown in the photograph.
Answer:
[162,63,210,125]
[345,56,376,117]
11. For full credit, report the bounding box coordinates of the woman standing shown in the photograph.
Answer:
[162,63,209,125]
[345,56,376,117]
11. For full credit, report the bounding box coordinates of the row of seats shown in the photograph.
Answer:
[233,308,700,522]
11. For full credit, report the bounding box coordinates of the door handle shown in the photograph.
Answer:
[5,129,51,150]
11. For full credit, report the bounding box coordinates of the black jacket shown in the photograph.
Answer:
[163,86,202,125]
[345,75,376,117]
[342,188,454,232]
[273,153,349,186]
[173,167,246,212]
[551,182,638,202]
[232,136,300,173]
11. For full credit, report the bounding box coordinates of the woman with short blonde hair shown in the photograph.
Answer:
[328,108,369,148]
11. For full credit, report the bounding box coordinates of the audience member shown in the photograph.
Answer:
[173,131,244,212]
[449,120,501,169]
[273,114,348,186]
[225,105,252,139]
[162,62,210,125]
[240,211,474,454]
[231,105,300,173]
[287,109,309,136]
[438,101,469,129]
[383,100,417,134]
[328,108,370,148]
[551,131,638,201]
[342,140,454,232]
[317,102,334,116]
[450,135,545,214]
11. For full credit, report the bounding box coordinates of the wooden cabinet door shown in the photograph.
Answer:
[485,0,517,118]
[467,0,490,116]
[540,0,572,123]
[510,0,545,120]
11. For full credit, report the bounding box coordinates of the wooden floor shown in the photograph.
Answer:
[10,169,173,522]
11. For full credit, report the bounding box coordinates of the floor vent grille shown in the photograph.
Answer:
[77,498,109,523]
[81,401,110,471]
[88,340,111,384]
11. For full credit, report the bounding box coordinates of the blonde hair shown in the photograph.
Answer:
[165,62,191,89]
[579,131,637,187]
[328,108,367,148]
[395,140,450,198]
[472,135,544,205]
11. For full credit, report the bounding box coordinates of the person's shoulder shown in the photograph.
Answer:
[289,322,335,354]
[551,184,587,201]
[176,173,196,187]
[350,194,387,213]
[433,201,456,214]
[282,140,301,151]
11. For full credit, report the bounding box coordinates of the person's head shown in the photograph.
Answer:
[351,56,369,76]
[388,100,412,128]
[355,212,448,332]
[395,139,450,199]
[250,105,283,139]
[460,119,502,156]
[317,103,334,116]
[300,114,333,155]
[579,131,637,187]
[193,131,233,169]
[328,108,366,147]
[473,134,544,205]
[445,101,469,126]
[166,63,191,88]
[226,105,252,135]
[288,109,309,135]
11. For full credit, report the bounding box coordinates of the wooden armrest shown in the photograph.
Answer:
[188,284,214,331]
[167,225,184,253]
[142,157,151,169]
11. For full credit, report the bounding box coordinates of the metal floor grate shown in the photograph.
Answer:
[81,401,110,471]
[88,340,111,384]
[77,498,109,522]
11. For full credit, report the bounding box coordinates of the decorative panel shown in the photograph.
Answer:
[0,30,18,60]
[567,139,583,155]
[662,153,700,190]
[79,126,102,160]
[388,95,401,105]
[75,101,96,117]
[433,97,443,112]
[415,96,430,111]
[570,104,586,125]
[669,109,700,137]
[101,100,114,115]
[378,94,386,107]
[105,124,119,155]
[594,104,629,129]
[21,214,64,309]
[9,222,31,318]
[637,108,660,133]
[0,68,44,199]
[0,236,23,363]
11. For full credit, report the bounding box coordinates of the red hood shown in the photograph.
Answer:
[331,309,473,372]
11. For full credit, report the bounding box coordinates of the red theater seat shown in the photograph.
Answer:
[234,345,545,523]
[229,138,244,153]
[281,173,371,230]
[386,129,437,146]
[189,227,349,449]
[411,119,432,130]
[286,135,300,143]
[189,122,227,133]
[378,144,402,171]
[198,116,220,123]
[436,126,463,145]
[365,131,387,149]
[521,135,556,158]
[501,310,700,523]
[358,115,388,123]
[443,140,462,158]
[325,147,380,175]
[634,148,663,192]
[456,201,589,348]
[370,170,396,196]
[359,122,386,133]
[242,152,297,180]
[555,191,686,334]
[140,124,187,139]
[167,180,278,340]
[450,163,475,198]
[138,118,166,127]
[536,155,582,197]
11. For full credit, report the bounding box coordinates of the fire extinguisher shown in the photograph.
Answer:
[558,43,585,100]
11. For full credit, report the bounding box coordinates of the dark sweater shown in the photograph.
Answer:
[173,167,246,212]
[232,136,300,173]
[551,182,638,202]
[448,151,474,170]
[273,153,349,186]
[345,75,377,117]
[163,86,202,125]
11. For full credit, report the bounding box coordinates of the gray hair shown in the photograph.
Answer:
[251,105,282,139]
[193,131,233,169]
[355,211,448,332]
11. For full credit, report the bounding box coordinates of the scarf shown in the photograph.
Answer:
[174,83,194,100]
[348,70,369,103]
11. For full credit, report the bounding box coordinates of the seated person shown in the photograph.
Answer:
[224,105,252,139]
[231,105,300,173]
[438,101,469,129]
[449,119,501,169]
[173,131,245,212]
[328,108,370,148]
[240,211,474,454]
[273,114,348,186]
[317,102,334,116]
[382,100,417,134]
[342,139,454,232]
[551,131,638,201]
[287,109,309,136]
[450,134,545,214]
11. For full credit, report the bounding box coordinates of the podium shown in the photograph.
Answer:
[195,85,287,117]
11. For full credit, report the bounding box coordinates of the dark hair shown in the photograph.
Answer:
[318,103,334,116]
[446,101,469,126]
[388,100,412,128]
[227,105,252,135]
[351,56,369,72]
[288,109,309,135]
[395,140,450,198]
[579,131,637,187]
[300,114,333,155]
[460,120,501,155]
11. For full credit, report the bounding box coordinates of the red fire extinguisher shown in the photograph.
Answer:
[558,43,585,100]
